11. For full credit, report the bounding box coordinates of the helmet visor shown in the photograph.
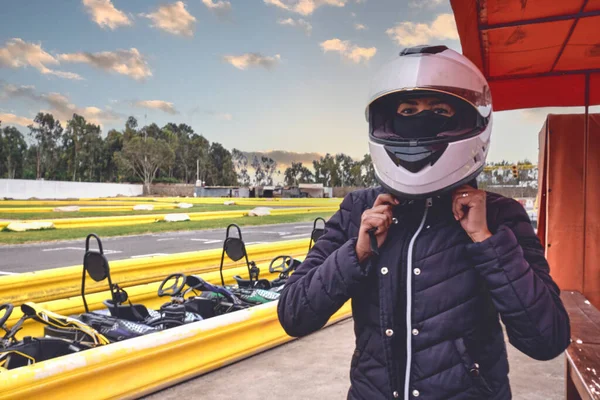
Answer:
[369,91,487,144]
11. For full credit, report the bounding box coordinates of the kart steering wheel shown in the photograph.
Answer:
[269,255,294,274]
[158,273,187,297]
[0,303,14,327]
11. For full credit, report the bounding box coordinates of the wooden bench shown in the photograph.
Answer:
[561,291,600,400]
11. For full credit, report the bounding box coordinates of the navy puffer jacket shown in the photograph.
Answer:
[278,187,570,400]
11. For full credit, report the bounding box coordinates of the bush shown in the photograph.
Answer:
[153,177,181,184]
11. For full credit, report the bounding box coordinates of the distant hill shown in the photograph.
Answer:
[240,150,326,171]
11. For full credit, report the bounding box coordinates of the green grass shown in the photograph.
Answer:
[0,204,278,221]
[0,213,335,245]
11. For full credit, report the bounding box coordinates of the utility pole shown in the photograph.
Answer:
[197,158,200,182]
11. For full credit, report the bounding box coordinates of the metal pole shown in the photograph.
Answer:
[582,73,590,289]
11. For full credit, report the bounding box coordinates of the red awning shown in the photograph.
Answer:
[450,0,600,111]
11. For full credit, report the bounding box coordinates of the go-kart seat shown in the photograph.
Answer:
[233,275,271,289]
[183,298,217,319]
[102,299,150,322]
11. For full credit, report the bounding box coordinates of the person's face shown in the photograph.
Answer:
[396,96,456,117]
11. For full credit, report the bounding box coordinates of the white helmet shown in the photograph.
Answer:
[366,45,493,199]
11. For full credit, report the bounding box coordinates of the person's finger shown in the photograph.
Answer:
[373,194,400,208]
[361,214,390,233]
[453,195,470,220]
[364,205,393,225]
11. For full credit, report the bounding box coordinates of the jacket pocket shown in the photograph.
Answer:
[453,337,494,397]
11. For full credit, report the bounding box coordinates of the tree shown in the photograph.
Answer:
[335,153,355,187]
[103,129,124,182]
[189,134,210,183]
[124,116,138,141]
[251,155,265,186]
[283,162,314,186]
[360,154,377,187]
[0,125,27,179]
[232,149,251,186]
[206,142,237,186]
[63,114,102,181]
[28,113,63,180]
[261,156,279,186]
[79,122,103,181]
[313,154,338,187]
[115,136,175,194]
[162,123,207,183]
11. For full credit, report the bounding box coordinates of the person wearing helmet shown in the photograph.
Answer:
[278,45,570,400]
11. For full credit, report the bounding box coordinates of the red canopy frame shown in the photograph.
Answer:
[450,0,600,302]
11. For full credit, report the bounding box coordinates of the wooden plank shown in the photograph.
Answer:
[561,291,600,344]
[567,359,585,400]
[567,343,600,399]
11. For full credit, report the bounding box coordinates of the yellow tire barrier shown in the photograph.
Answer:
[0,301,352,400]
[90,196,343,208]
[0,207,337,230]
[0,200,178,207]
[6,261,295,338]
[0,239,310,306]
[0,205,179,213]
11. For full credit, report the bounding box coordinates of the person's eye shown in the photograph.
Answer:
[399,108,416,115]
[433,107,450,115]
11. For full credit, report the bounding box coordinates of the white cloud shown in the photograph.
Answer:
[202,0,232,17]
[0,112,33,127]
[0,38,83,80]
[354,23,367,31]
[223,53,281,70]
[82,0,132,30]
[386,14,458,47]
[320,38,376,63]
[264,0,347,16]
[409,0,444,8]
[58,48,151,81]
[277,18,312,35]
[134,100,179,115]
[1,83,119,126]
[141,1,196,37]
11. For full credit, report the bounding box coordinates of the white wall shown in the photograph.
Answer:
[0,179,143,200]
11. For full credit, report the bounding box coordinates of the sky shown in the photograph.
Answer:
[0,0,596,164]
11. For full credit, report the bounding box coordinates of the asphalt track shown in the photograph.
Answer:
[0,222,314,274]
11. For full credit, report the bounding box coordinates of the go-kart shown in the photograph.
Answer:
[45,234,202,343]
[0,302,107,371]
[308,217,326,251]
[217,224,302,303]
[157,273,250,319]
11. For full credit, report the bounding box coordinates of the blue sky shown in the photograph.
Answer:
[0,0,590,163]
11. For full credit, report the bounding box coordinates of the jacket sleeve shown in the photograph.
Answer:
[277,192,371,338]
[465,199,571,361]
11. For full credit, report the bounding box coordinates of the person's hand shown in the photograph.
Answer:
[452,185,492,243]
[356,194,399,263]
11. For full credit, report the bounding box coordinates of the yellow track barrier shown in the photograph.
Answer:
[6,261,296,338]
[0,207,337,230]
[90,196,343,208]
[0,301,352,400]
[0,239,310,306]
[0,205,179,213]
[0,200,178,207]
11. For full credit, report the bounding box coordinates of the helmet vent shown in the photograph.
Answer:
[400,45,448,56]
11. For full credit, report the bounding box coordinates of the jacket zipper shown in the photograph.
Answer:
[403,198,432,400]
